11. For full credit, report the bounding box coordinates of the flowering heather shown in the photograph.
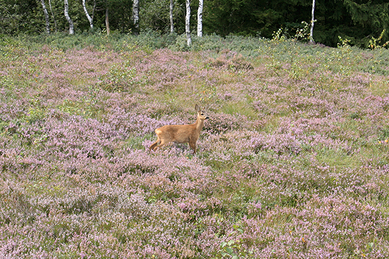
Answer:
[1,35,389,257]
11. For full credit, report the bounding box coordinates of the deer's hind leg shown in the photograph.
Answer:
[149,138,161,151]
[150,136,171,151]
[153,138,169,150]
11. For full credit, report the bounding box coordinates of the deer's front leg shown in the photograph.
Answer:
[189,141,197,154]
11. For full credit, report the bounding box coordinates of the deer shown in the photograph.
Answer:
[149,104,209,154]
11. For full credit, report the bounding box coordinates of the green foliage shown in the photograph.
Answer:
[369,30,389,50]
[0,0,43,35]
[1,0,389,48]
[271,28,287,42]
[271,21,311,43]
[294,21,311,42]
[140,0,185,34]
[333,0,389,47]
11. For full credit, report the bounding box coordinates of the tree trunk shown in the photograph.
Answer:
[132,0,139,35]
[170,0,174,33]
[185,0,191,46]
[64,0,74,34]
[197,0,203,37]
[105,5,110,35]
[92,0,96,22]
[49,0,57,32]
[41,0,50,34]
[82,0,93,29]
[310,0,315,43]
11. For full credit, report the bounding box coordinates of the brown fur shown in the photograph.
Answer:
[149,104,208,154]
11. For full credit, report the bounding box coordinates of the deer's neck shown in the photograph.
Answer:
[195,118,204,132]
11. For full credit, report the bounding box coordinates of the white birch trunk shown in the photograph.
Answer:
[64,0,74,34]
[197,0,203,37]
[82,0,93,29]
[41,0,50,34]
[132,0,139,34]
[170,0,174,33]
[310,0,316,43]
[185,0,191,46]
[49,0,57,32]
[105,5,110,35]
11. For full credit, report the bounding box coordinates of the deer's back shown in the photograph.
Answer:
[155,124,197,143]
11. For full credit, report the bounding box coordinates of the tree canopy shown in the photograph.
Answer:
[0,0,388,48]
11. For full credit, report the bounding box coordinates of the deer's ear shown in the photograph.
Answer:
[195,104,200,112]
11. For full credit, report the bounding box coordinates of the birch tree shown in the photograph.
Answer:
[169,0,174,33]
[185,0,191,46]
[197,0,203,37]
[132,0,139,35]
[82,0,93,29]
[48,0,57,32]
[64,0,74,34]
[41,0,50,34]
[310,0,316,43]
[105,3,110,35]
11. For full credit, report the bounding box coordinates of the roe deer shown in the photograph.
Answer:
[149,104,209,154]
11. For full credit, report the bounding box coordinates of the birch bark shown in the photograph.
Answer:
[64,0,74,34]
[310,0,316,43]
[186,0,191,46]
[41,0,50,34]
[82,0,93,29]
[170,0,174,33]
[105,5,110,35]
[197,0,203,37]
[132,0,139,35]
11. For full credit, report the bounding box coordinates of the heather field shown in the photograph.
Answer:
[1,34,389,258]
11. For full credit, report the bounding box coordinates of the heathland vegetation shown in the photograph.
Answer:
[1,33,389,257]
